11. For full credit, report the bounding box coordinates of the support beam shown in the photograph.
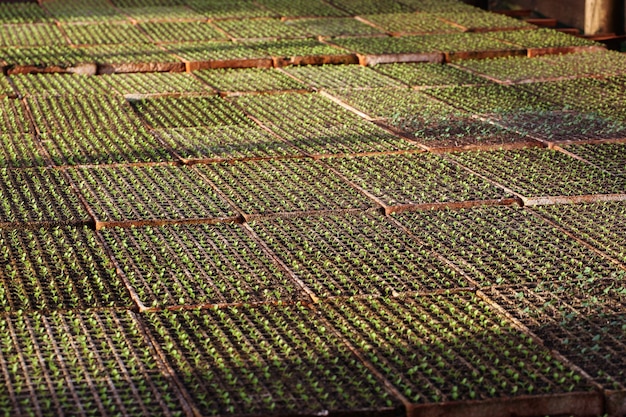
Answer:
[584,0,621,34]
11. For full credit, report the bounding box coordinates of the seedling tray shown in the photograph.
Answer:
[213,18,310,41]
[165,41,273,71]
[359,12,463,35]
[27,94,147,135]
[0,309,188,416]
[406,1,487,13]
[490,110,626,145]
[328,153,513,214]
[561,142,626,177]
[232,91,363,128]
[519,77,625,121]
[157,125,301,163]
[325,87,534,151]
[451,147,626,204]
[425,83,555,116]
[456,52,626,84]
[42,0,123,23]
[187,0,275,20]
[81,43,185,73]
[0,167,89,226]
[138,21,227,43]
[39,128,174,166]
[100,223,306,310]
[0,225,131,312]
[131,96,254,129]
[0,134,47,168]
[255,0,348,18]
[284,64,404,90]
[193,67,308,96]
[0,46,95,75]
[0,2,50,24]
[62,22,152,46]
[11,73,110,97]
[287,17,384,38]
[255,38,359,67]
[373,62,490,88]
[393,205,625,287]
[533,200,626,265]
[433,11,535,32]
[486,28,605,57]
[267,118,419,158]
[0,24,67,47]
[321,87,444,121]
[67,165,237,229]
[101,71,215,98]
[330,36,444,66]
[320,293,599,417]
[141,303,401,416]
[483,281,626,414]
[328,0,412,15]
[120,5,207,22]
[0,98,33,133]
[248,212,469,297]
[196,158,373,219]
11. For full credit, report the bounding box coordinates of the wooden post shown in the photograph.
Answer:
[584,0,620,34]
